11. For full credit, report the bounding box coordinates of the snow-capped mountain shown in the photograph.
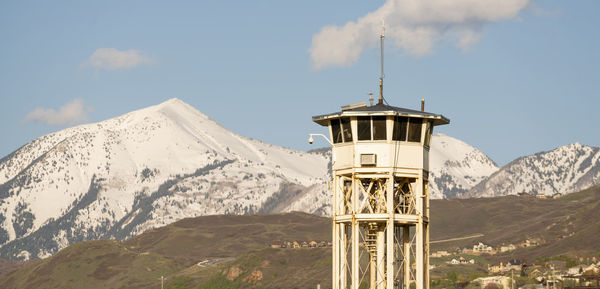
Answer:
[463,143,600,198]
[0,99,331,259]
[0,98,552,260]
[428,134,499,199]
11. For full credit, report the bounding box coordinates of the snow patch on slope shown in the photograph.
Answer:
[465,143,600,198]
[429,134,499,199]
[0,98,328,259]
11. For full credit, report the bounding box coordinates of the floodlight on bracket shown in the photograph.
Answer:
[308,133,332,145]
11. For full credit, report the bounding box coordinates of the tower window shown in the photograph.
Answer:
[331,119,343,144]
[357,116,371,141]
[393,116,408,141]
[394,116,422,143]
[372,116,387,140]
[357,116,387,141]
[340,117,353,143]
[408,118,422,142]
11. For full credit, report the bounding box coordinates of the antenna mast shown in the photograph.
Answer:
[379,22,385,105]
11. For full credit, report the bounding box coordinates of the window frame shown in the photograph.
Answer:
[393,116,425,143]
[357,116,372,141]
[372,116,387,141]
[393,116,408,141]
[407,118,422,143]
[340,117,353,143]
[356,115,388,142]
[331,119,343,144]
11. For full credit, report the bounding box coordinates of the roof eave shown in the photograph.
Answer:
[312,112,450,126]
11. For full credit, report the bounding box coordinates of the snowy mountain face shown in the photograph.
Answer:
[464,143,600,198]
[0,99,330,260]
[1,98,593,261]
[428,134,499,199]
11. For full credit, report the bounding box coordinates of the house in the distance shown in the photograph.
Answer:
[473,242,494,254]
[447,257,475,265]
[500,244,516,253]
[521,239,539,247]
[568,264,600,275]
[568,266,584,275]
[489,260,522,274]
[474,276,512,289]
[431,251,451,258]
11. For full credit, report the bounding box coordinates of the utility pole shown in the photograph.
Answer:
[512,270,514,289]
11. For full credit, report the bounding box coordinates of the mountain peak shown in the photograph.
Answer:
[114,98,209,127]
[465,141,600,198]
[153,98,192,112]
[0,98,331,259]
[428,134,499,199]
[158,97,185,107]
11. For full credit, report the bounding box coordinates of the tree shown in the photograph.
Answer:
[447,271,458,284]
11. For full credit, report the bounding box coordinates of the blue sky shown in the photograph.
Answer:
[0,0,598,166]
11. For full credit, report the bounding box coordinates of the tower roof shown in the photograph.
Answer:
[312,103,450,126]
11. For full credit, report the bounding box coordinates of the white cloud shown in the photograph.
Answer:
[86,48,151,70]
[26,99,92,126]
[310,0,530,69]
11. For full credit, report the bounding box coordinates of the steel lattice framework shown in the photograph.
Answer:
[332,169,430,289]
[312,89,448,289]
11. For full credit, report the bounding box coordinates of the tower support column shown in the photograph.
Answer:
[340,224,346,289]
[352,219,359,289]
[403,226,411,289]
[377,230,385,289]
[415,174,424,289]
[350,174,358,289]
[386,174,395,289]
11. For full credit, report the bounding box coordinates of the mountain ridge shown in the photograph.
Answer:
[0,98,597,261]
[464,142,600,198]
[0,98,330,259]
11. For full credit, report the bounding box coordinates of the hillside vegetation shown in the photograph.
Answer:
[1,186,599,289]
[430,185,600,261]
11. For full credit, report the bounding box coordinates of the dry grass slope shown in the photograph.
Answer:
[1,186,599,288]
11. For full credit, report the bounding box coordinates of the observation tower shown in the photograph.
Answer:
[312,97,449,289]
[310,26,450,287]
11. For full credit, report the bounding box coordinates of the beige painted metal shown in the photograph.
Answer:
[324,114,434,289]
[332,142,427,171]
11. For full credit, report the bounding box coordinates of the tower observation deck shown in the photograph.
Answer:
[312,101,449,289]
